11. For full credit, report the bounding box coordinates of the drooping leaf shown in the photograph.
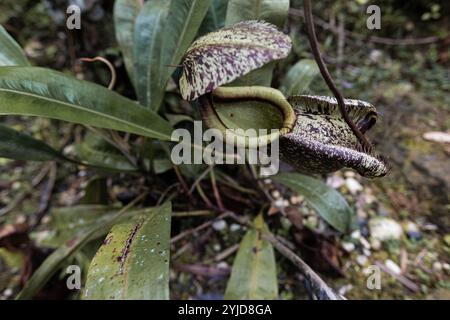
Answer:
[134,0,210,110]
[75,133,138,172]
[17,204,168,300]
[0,67,173,140]
[225,0,289,28]
[34,205,119,248]
[224,214,278,300]
[17,205,124,299]
[273,173,354,233]
[133,139,173,174]
[180,20,291,100]
[84,202,172,300]
[279,59,320,96]
[114,0,142,87]
[198,0,229,35]
[224,0,290,86]
[160,0,210,86]
[0,25,30,66]
[133,0,169,108]
[165,113,194,126]
[0,124,66,162]
[79,177,109,205]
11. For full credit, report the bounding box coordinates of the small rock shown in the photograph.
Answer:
[229,223,241,232]
[423,131,450,144]
[345,178,363,195]
[370,238,382,251]
[363,248,371,257]
[433,262,443,272]
[369,49,383,63]
[385,259,401,275]
[274,198,287,208]
[305,215,318,228]
[360,237,371,250]
[404,221,419,233]
[338,284,353,296]
[360,189,376,205]
[369,217,403,242]
[212,219,227,231]
[404,221,422,240]
[217,262,229,269]
[12,181,21,190]
[327,175,345,189]
[351,230,361,240]
[3,288,12,297]
[422,223,438,231]
[344,171,356,178]
[342,242,355,252]
[356,255,368,266]
[271,190,281,198]
[290,195,302,205]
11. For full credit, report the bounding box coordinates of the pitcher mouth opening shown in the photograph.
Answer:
[198,86,297,149]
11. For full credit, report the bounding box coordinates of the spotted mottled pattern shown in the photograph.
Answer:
[280,95,388,178]
[179,20,292,101]
[288,95,377,127]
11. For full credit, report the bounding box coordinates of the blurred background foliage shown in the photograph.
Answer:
[0,0,448,299]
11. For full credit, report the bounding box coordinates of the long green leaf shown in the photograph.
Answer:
[84,202,172,300]
[279,59,320,96]
[198,0,229,35]
[133,0,169,108]
[273,173,354,233]
[16,204,169,300]
[114,0,142,87]
[134,0,209,110]
[224,0,289,86]
[0,124,66,162]
[224,214,278,300]
[0,25,30,66]
[0,67,173,140]
[225,0,289,27]
[75,133,138,172]
[79,177,109,205]
[160,0,210,86]
[34,205,119,248]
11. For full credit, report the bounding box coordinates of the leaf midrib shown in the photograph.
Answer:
[145,7,167,106]
[0,87,169,140]
[167,0,198,70]
[249,230,262,299]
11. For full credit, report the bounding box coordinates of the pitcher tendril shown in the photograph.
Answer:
[303,0,373,153]
[79,56,117,90]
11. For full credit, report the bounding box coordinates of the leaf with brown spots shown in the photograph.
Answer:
[84,202,171,300]
[16,203,161,300]
[224,214,278,299]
